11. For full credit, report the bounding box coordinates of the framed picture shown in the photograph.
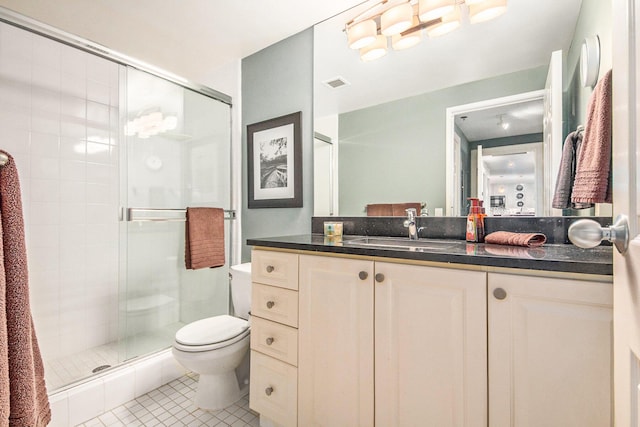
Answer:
[247,112,303,208]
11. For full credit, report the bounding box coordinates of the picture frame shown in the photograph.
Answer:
[247,111,303,208]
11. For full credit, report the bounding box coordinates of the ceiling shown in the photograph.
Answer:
[314,0,583,140]
[0,0,366,82]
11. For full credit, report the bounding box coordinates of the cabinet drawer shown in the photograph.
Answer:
[252,250,298,290]
[252,283,299,327]
[250,350,297,427]
[251,316,298,366]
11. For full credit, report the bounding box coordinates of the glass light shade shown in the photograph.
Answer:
[426,7,461,37]
[392,17,422,50]
[360,35,388,61]
[469,0,507,24]
[419,0,455,22]
[347,19,377,49]
[381,2,413,36]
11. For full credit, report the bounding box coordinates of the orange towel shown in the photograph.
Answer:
[0,150,51,427]
[484,231,547,247]
[366,204,393,216]
[185,207,225,270]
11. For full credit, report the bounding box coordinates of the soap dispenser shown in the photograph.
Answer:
[466,198,484,243]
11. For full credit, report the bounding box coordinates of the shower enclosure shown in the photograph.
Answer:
[0,18,232,391]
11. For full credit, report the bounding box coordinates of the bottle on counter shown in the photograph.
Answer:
[466,198,485,243]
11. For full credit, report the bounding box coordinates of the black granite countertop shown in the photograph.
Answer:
[247,234,613,276]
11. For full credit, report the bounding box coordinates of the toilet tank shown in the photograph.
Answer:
[230,262,252,319]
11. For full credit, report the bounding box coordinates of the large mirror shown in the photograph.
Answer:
[313,0,612,217]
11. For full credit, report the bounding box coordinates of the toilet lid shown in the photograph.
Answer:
[175,315,249,346]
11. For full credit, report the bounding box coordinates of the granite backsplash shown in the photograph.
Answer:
[312,216,613,245]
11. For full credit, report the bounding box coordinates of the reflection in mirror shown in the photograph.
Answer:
[313,0,612,217]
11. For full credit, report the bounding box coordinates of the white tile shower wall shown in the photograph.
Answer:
[48,350,186,427]
[0,22,121,363]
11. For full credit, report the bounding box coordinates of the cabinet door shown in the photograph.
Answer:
[298,255,374,427]
[375,262,487,427]
[488,273,612,427]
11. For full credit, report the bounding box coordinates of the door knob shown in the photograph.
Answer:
[266,265,275,273]
[358,271,368,280]
[266,337,274,345]
[568,214,629,254]
[375,273,385,283]
[266,301,275,309]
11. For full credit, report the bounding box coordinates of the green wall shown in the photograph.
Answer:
[241,29,314,261]
[338,66,547,216]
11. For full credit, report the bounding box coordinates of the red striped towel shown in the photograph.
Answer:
[185,207,225,270]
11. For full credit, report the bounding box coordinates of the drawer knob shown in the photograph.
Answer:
[358,271,368,280]
[375,273,385,283]
[266,337,274,345]
[265,386,274,396]
[493,288,507,300]
[266,300,275,309]
[266,265,275,273]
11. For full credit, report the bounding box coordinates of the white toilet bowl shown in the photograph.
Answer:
[172,262,253,411]
[172,315,250,410]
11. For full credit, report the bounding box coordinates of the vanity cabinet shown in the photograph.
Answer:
[298,255,487,427]
[249,250,299,427]
[488,273,613,427]
[250,248,612,427]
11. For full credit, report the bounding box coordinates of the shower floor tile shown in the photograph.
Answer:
[76,372,259,427]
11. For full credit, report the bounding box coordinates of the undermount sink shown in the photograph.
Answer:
[344,237,457,252]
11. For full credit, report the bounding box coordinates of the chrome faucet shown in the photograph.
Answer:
[404,208,419,240]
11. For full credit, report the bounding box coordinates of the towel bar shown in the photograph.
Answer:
[127,207,236,222]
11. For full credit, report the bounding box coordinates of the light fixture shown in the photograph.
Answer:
[498,115,510,130]
[419,0,455,22]
[344,0,508,61]
[392,17,422,50]
[425,6,461,38]
[125,110,178,139]
[347,19,377,49]
[381,2,414,36]
[469,0,508,24]
[360,34,388,61]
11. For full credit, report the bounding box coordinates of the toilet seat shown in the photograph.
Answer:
[174,315,250,353]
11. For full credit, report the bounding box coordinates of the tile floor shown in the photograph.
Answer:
[76,372,259,427]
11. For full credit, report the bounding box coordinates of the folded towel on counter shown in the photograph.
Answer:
[185,207,225,270]
[484,244,546,259]
[552,130,583,209]
[366,204,393,216]
[572,69,613,205]
[391,203,422,216]
[484,231,547,247]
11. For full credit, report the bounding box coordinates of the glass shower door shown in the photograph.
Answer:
[120,67,231,361]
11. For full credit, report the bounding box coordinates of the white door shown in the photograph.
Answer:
[477,144,484,202]
[543,49,563,216]
[613,1,640,425]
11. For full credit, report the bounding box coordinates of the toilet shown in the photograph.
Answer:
[172,262,252,411]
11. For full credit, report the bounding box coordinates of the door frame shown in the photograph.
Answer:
[445,90,545,216]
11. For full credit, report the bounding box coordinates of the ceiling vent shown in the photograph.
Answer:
[323,76,350,89]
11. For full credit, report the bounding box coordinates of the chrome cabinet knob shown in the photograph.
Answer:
[358,271,368,280]
[265,386,274,396]
[266,265,275,273]
[266,301,275,309]
[568,214,629,254]
[493,288,507,300]
[266,337,274,345]
[375,273,385,283]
